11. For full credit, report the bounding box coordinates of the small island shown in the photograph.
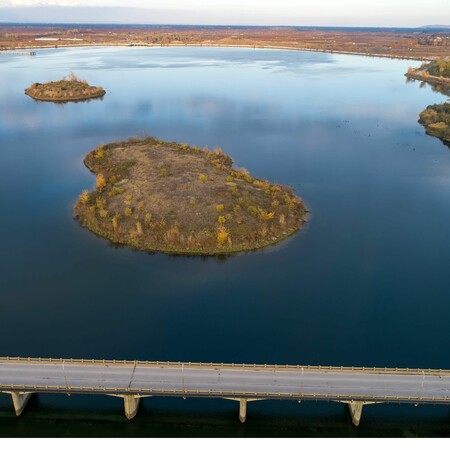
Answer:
[25,72,105,102]
[74,136,307,255]
[419,103,450,147]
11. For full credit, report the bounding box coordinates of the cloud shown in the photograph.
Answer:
[3,1,96,6]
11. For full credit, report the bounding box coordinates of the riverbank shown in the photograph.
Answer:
[2,41,434,62]
[74,136,307,255]
[406,73,450,96]
[3,24,448,61]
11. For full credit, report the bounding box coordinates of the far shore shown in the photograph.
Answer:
[2,42,433,62]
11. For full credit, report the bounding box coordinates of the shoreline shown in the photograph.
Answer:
[1,42,432,62]
[405,72,450,87]
[25,90,106,103]
[74,137,308,256]
[76,213,305,257]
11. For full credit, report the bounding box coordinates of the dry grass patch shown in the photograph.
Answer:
[74,136,308,255]
[25,72,105,102]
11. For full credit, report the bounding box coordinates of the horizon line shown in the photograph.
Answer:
[1,21,450,29]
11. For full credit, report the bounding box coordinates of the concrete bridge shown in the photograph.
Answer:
[0,357,449,426]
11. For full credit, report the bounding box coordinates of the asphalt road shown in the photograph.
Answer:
[1,360,449,404]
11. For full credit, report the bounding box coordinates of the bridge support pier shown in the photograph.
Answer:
[10,392,32,416]
[347,401,364,427]
[239,399,247,423]
[109,394,152,420]
[123,395,140,420]
[340,401,378,427]
[224,398,263,423]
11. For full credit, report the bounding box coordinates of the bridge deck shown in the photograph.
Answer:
[1,358,449,404]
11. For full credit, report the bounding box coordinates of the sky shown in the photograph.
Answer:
[0,0,449,27]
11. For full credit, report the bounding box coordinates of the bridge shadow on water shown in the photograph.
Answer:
[0,394,449,437]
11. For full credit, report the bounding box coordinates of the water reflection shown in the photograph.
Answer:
[0,47,450,435]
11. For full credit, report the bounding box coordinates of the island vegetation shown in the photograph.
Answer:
[419,103,450,146]
[406,59,450,146]
[25,72,105,102]
[74,136,307,255]
[406,58,450,95]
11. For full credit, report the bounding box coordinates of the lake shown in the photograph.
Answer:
[0,46,449,437]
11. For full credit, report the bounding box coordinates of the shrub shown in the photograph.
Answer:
[260,226,268,239]
[124,207,133,217]
[79,190,90,205]
[96,198,106,209]
[160,168,168,177]
[190,198,197,206]
[258,208,275,221]
[96,174,107,190]
[111,187,124,196]
[217,226,230,246]
[181,143,190,151]
[237,168,253,183]
[247,205,259,217]
[136,221,143,235]
[144,213,152,223]
[99,209,108,219]
[216,204,224,213]
[226,175,234,182]
[112,214,121,231]
[218,215,226,224]
[198,174,208,183]
[95,145,105,159]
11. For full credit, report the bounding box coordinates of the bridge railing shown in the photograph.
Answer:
[1,356,449,376]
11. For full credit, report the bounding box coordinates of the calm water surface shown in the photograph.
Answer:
[0,47,449,436]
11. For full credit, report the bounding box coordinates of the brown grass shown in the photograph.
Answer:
[73,136,307,255]
[25,74,105,102]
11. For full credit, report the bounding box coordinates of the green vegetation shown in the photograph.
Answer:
[25,72,105,102]
[426,59,450,79]
[419,103,450,146]
[407,59,450,146]
[407,58,450,79]
[406,58,450,96]
[74,136,308,255]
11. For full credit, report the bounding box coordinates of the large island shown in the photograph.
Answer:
[419,103,450,147]
[25,73,105,102]
[74,137,307,255]
[406,59,450,147]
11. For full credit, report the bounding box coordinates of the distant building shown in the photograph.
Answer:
[418,35,449,46]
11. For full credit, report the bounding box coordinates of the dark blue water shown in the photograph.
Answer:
[0,46,449,436]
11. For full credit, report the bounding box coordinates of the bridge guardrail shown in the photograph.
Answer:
[0,357,449,376]
[1,383,449,404]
